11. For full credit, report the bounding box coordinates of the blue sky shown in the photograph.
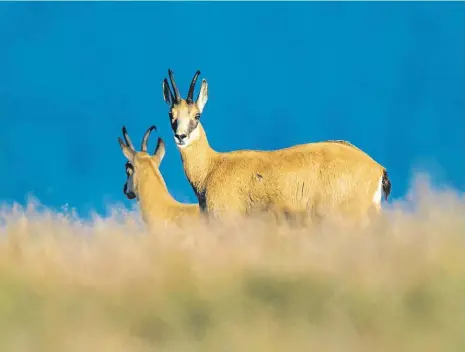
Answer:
[0,2,464,217]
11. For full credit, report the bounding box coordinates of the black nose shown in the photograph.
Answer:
[175,133,187,142]
[123,184,136,199]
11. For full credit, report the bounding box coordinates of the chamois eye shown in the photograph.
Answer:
[195,113,201,120]
[125,163,134,175]
[169,111,173,119]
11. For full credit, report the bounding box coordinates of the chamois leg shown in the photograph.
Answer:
[372,175,384,215]
[268,206,315,230]
[205,198,248,226]
[346,203,386,234]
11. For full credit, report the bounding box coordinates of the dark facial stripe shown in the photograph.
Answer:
[170,117,199,137]
[186,119,199,136]
[171,118,178,132]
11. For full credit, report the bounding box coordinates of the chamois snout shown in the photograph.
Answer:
[123,161,137,200]
[174,133,187,144]
[171,117,200,148]
[123,182,136,200]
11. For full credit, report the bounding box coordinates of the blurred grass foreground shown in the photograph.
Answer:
[0,175,464,352]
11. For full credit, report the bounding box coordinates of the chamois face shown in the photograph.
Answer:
[162,69,208,149]
[118,125,166,200]
[123,161,137,200]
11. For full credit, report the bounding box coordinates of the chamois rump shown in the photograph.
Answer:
[118,125,199,228]
[162,69,391,226]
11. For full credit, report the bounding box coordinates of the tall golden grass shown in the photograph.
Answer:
[0,174,464,352]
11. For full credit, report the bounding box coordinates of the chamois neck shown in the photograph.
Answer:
[178,123,218,192]
[137,161,178,222]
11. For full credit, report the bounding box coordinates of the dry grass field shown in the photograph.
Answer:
[0,175,464,352]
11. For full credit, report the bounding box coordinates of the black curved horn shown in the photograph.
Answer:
[163,78,175,104]
[122,126,135,151]
[168,69,181,103]
[141,125,157,152]
[186,70,201,104]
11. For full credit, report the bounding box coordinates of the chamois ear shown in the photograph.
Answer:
[196,79,208,113]
[153,137,166,164]
[162,78,173,106]
[118,137,135,162]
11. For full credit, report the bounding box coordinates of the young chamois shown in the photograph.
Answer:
[161,69,392,226]
[118,125,199,228]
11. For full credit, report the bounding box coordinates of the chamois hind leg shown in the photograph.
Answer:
[372,175,384,214]
[365,174,393,234]
[348,178,386,233]
[322,202,373,234]
[365,175,385,228]
[352,198,384,232]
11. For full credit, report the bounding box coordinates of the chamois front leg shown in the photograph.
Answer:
[205,195,248,223]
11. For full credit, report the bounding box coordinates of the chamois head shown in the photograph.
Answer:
[118,125,166,200]
[162,69,208,148]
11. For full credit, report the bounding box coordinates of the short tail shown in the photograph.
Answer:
[382,169,391,201]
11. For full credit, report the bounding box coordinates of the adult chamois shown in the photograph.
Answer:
[161,69,391,226]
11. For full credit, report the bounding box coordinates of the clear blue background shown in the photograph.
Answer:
[0,2,464,217]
